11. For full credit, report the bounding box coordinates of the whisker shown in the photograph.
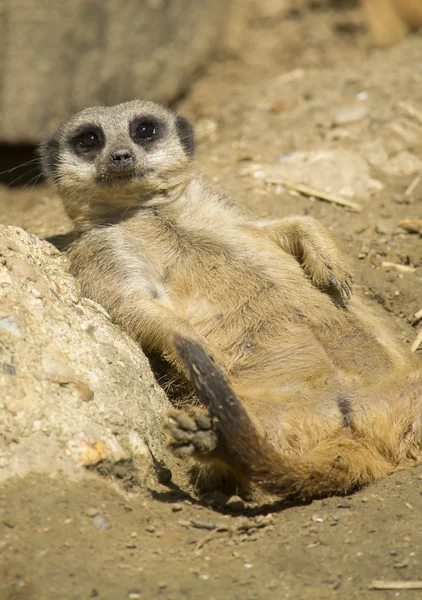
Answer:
[0,158,40,177]
[7,167,41,187]
[22,173,43,191]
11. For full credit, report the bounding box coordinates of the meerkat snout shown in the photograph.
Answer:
[109,148,135,170]
[39,100,196,227]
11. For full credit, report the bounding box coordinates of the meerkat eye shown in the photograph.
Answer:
[69,126,104,156]
[136,121,156,140]
[78,131,100,149]
[130,116,164,146]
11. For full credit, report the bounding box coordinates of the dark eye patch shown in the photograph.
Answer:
[130,115,165,146]
[68,125,105,156]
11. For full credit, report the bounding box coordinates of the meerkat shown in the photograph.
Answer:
[40,100,422,500]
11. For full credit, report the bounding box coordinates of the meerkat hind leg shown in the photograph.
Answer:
[167,407,254,496]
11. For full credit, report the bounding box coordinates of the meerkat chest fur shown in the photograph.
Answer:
[69,176,315,329]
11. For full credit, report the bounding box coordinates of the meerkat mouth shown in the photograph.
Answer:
[96,173,135,185]
[95,168,153,186]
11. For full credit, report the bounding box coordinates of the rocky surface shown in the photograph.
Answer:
[0,224,170,484]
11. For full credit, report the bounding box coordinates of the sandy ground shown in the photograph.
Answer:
[1,2,422,599]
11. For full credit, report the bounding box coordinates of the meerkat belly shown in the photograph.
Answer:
[119,222,399,386]
[166,239,399,387]
[164,237,327,359]
[166,240,304,331]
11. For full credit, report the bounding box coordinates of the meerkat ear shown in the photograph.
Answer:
[176,115,195,158]
[38,130,61,182]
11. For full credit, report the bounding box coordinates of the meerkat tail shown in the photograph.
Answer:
[173,336,395,499]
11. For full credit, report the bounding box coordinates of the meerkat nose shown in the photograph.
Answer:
[109,148,135,169]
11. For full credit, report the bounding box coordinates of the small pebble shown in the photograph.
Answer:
[190,520,219,531]
[145,525,156,533]
[2,518,16,528]
[171,503,183,512]
[86,507,98,517]
[333,104,368,125]
[394,559,409,569]
[128,591,141,599]
[91,514,110,530]
[226,496,244,512]
[177,520,191,528]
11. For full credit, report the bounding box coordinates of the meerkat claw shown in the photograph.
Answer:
[328,270,353,301]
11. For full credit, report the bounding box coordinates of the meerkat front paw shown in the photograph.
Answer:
[287,218,353,301]
[281,217,353,301]
[166,407,218,458]
[305,253,353,302]
[260,216,353,302]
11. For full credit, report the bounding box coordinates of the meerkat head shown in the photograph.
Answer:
[39,100,195,228]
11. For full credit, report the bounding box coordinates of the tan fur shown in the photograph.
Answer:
[40,100,422,500]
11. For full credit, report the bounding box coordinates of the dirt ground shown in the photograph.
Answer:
[1,2,422,599]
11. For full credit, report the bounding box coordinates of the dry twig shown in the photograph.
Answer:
[381,261,415,273]
[194,526,227,553]
[404,175,421,198]
[413,308,422,323]
[410,329,422,354]
[370,580,422,590]
[397,218,422,235]
[272,68,305,85]
[267,180,363,212]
